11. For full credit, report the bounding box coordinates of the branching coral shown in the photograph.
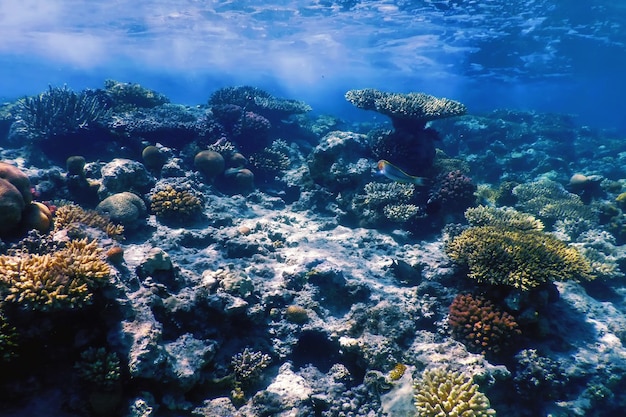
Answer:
[230,347,271,405]
[75,346,122,390]
[11,86,110,141]
[512,179,597,226]
[464,206,544,231]
[448,293,521,355]
[0,238,110,311]
[445,225,594,290]
[54,204,124,239]
[413,367,496,417]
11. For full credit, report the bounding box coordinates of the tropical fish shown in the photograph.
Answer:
[377,160,426,186]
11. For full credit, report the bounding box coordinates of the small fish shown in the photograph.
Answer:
[377,160,426,186]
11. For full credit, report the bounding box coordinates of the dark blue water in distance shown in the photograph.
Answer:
[1,0,625,130]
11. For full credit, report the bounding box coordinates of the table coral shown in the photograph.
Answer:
[345,88,466,130]
[414,367,496,417]
[448,293,521,355]
[445,225,594,290]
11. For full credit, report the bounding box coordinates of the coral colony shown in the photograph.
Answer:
[1,80,626,416]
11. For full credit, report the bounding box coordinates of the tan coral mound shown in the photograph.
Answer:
[414,368,496,417]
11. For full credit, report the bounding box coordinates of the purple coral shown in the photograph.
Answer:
[427,170,476,215]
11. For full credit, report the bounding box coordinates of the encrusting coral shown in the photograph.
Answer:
[413,367,496,417]
[0,238,111,311]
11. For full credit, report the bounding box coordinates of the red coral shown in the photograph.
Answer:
[448,293,521,355]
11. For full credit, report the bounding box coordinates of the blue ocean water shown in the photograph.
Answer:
[1,0,625,131]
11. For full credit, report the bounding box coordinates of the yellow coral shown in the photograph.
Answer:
[54,204,124,239]
[0,238,110,311]
[414,368,495,417]
[445,225,594,290]
[150,185,203,221]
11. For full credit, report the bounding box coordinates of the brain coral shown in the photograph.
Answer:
[0,238,110,311]
[448,293,521,355]
[445,225,594,290]
[414,367,496,417]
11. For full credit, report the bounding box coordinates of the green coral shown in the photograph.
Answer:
[445,225,595,290]
[383,203,423,222]
[351,182,417,226]
[414,368,496,417]
[11,86,110,141]
[75,347,122,390]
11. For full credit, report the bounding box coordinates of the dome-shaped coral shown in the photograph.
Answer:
[448,293,521,356]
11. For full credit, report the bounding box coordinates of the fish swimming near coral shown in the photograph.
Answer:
[377,160,426,186]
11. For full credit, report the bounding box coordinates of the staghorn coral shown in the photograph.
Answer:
[54,204,124,239]
[413,367,496,417]
[445,225,595,290]
[11,86,110,141]
[345,88,466,130]
[464,206,544,231]
[150,184,204,223]
[0,238,110,311]
[448,293,521,355]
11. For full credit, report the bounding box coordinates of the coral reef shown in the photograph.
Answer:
[448,293,521,356]
[464,206,544,231]
[413,367,496,417]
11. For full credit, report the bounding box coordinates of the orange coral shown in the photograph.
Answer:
[448,293,521,355]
